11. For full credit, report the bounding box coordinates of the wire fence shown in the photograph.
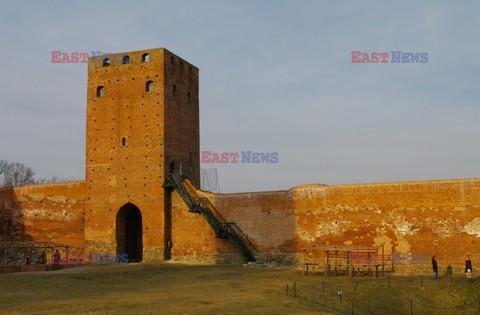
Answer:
[285,275,480,314]
[200,167,220,192]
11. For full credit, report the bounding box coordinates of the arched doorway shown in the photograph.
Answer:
[116,203,143,262]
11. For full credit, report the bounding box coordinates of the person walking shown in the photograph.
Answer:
[465,255,473,274]
[52,249,61,271]
[432,255,438,279]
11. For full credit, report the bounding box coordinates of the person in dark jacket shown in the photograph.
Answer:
[465,255,473,274]
[52,249,61,271]
[432,255,438,279]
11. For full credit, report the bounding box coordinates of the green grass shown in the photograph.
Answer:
[0,263,479,314]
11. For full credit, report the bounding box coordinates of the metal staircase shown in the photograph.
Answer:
[164,173,256,263]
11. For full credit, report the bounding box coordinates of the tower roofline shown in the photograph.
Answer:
[87,47,199,70]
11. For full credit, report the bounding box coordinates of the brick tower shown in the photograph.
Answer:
[84,48,200,261]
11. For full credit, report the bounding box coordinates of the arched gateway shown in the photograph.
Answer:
[116,203,143,262]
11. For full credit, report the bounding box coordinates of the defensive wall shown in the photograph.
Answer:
[2,177,479,273]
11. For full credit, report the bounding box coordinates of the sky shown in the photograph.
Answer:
[0,0,479,192]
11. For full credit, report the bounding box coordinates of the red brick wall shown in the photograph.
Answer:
[85,48,168,259]
[2,177,479,268]
[163,49,200,185]
[170,178,480,267]
[84,48,199,260]
[0,182,85,246]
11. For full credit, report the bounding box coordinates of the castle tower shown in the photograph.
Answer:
[84,48,200,261]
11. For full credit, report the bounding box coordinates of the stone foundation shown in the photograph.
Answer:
[143,247,166,262]
[169,253,244,264]
[84,240,116,258]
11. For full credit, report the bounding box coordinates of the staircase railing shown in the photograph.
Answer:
[164,173,256,263]
[225,222,259,253]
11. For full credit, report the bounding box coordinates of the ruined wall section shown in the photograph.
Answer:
[0,182,85,246]
[291,179,480,270]
[1,176,479,271]
[170,178,480,269]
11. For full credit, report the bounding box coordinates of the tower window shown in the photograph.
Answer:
[146,80,155,92]
[96,86,105,97]
[171,56,174,64]
[172,84,177,97]
[142,53,150,62]
[122,137,126,146]
[103,58,110,67]
[122,55,130,64]
[188,91,191,105]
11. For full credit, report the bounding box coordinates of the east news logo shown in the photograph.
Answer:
[351,51,428,63]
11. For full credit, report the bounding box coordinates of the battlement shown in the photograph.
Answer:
[87,48,198,69]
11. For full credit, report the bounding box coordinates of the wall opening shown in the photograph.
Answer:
[169,160,182,174]
[121,137,126,146]
[122,55,130,64]
[142,53,150,62]
[172,84,176,97]
[103,58,111,67]
[146,80,155,92]
[116,203,143,262]
[96,86,105,97]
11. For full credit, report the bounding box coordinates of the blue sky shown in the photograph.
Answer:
[0,0,479,192]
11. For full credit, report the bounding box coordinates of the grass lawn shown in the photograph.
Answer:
[0,263,479,314]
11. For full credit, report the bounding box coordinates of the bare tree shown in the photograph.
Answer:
[3,162,35,187]
[35,176,82,184]
[0,160,12,176]
[0,159,13,185]
[1,160,77,186]
[35,176,59,184]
